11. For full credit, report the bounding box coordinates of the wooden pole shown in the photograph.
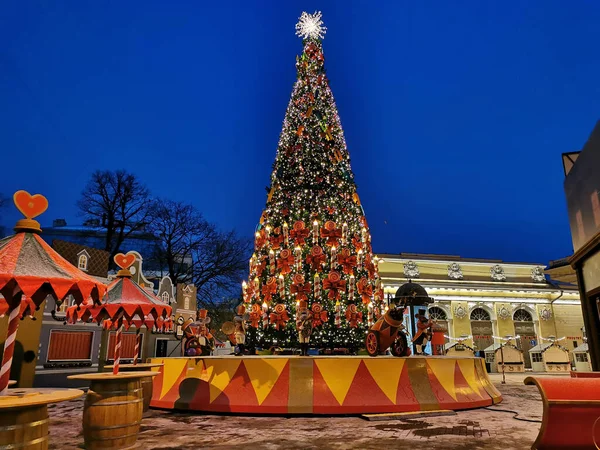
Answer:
[133,329,141,365]
[113,319,123,375]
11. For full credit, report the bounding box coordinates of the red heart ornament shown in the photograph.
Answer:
[13,190,49,219]
[114,252,136,269]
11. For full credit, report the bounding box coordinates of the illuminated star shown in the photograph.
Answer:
[295,11,327,40]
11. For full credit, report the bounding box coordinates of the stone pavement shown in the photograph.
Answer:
[48,372,557,450]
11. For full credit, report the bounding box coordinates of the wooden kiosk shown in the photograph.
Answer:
[484,342,524,373]
[529,341,571,372]
[573,342,592,372]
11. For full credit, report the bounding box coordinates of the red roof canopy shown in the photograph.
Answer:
[67,276,172,331]
[0,232,107,318]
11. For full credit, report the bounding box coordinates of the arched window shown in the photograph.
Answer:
[428,306,447,321]
[78,254,88,271]
[161,291,170,303]
[470,307,491,321]
[513,309,533,322]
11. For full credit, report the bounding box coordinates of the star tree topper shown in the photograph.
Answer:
[295,11,327,40]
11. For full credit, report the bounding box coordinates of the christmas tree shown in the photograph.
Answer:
[243,12,384,350]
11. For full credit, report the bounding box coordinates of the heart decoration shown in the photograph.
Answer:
[13,190,49,219]
[114,252,136,270]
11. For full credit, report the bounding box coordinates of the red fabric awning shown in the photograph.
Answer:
[0,232,107,318]
[66,276,172,331]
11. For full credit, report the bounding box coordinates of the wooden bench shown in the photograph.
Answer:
[525,376,600,449]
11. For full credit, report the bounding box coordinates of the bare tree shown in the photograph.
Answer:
[77,170,151,259]
[147,199,251,307]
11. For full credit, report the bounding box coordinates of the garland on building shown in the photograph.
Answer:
[242,12,384,349]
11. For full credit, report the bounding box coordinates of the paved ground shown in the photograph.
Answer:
[48,372,557,450]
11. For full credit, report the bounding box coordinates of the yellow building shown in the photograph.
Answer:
[378,253,584,369]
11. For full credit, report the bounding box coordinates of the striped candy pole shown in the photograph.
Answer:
[0,303,21,395]
[133,329,141,366]
[113,319,123,375]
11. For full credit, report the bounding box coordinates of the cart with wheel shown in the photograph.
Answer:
[365,307,411,357]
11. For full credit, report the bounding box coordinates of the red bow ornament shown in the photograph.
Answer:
[323,271,346,300]
[269,304,290,330]
[306,246,327,272]
[311,303,328,327]
[290,221,310,246]
[357,278,373,305]
[277,249,295,275]
[337,249,357,275]
[290,274,311,301]
[345,304,363,328]
[270,234,284,250]
[261,277,278,303]
[352,235,363,251]
[320,221,341,246]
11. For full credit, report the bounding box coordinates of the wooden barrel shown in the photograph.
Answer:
[83,378,143,449]
[103,365,160,413]
[0,405,49,449]
[140,377,152,412]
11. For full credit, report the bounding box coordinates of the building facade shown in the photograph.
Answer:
[378,253,584,368]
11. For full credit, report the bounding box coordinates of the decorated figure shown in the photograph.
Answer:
[296,300,313,356]
[412,309,435,355]
[365,303,410,357]
[181,309,214,356]
[234,304,249,356]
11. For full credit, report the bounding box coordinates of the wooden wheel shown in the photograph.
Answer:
[390,331,409,357]
[366,331,379,357]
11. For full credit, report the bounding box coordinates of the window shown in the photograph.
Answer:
[470,308,491,321]
[531,353,543,363]
[576,353,588,363]
[513,309,533,322]
[184,295,190,310]
[78,254,88,271]
[428,307,447,321]
[162,291,170,303]
[485,353,495,363]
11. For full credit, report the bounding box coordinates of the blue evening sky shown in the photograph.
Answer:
[1,1,599,264]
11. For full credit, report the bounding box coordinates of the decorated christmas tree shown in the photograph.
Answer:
[243,12,384,350]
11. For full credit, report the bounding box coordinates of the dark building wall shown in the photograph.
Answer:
[564,120,600,252]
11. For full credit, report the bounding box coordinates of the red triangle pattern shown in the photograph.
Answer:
[312,362,343,413]
[341,361,398,413]
[256,361,289,414]
[187,378,211,411]
[453,362,489,408]
[211,361,259,413]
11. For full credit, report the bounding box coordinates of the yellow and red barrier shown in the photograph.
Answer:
[148,356,501,414]
[525,376,600,449]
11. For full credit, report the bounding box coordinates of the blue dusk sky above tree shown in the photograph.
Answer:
[1,1,599,264]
